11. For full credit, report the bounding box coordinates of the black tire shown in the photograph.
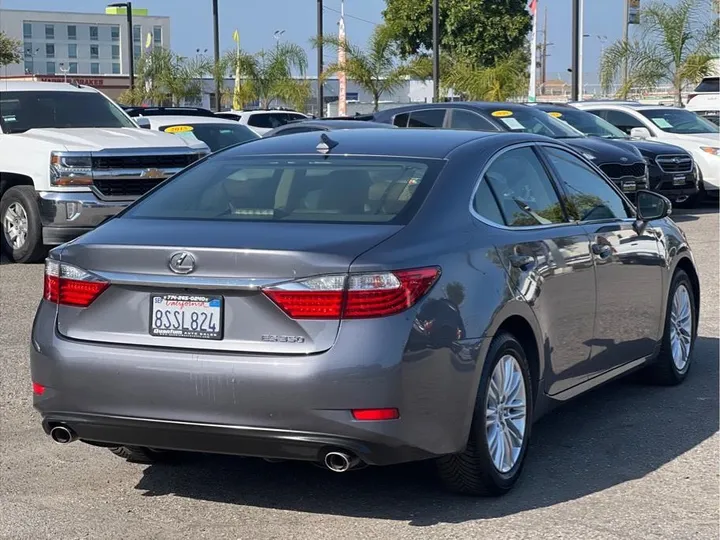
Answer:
[436,332,533,496]
[0,186,46,263]
[643,270,697,385]
[109,446,172,464]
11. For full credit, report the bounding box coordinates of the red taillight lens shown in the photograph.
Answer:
[352,408,400,421]
[43,259,108,308]
[32,382,46,396]
[263,267,440,320]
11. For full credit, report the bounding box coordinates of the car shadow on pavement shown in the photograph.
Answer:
[134,336,719,526]
[672,201,719,223]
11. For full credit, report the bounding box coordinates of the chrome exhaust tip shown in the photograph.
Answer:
[323,451,359,473]
[49,425,77,444]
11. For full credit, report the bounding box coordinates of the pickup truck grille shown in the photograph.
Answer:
[656,155,693,174]
[599,162,646,179]
[92,154,198,170]
[94,178,165,198]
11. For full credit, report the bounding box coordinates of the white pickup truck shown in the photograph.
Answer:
[0,82,209,263]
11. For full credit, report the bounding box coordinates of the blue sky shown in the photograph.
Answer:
[1,0,664,83]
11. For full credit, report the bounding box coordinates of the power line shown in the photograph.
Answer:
[323,5,379,26]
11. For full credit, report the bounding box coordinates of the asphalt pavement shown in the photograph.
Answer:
[1,204,718,540]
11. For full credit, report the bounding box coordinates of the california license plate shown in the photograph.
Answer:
[150,294,223,340]
[622,181,637,192]
[673,175,686,186]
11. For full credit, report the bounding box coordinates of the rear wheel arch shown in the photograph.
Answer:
[674,255,700,322]
[494,315,541,402]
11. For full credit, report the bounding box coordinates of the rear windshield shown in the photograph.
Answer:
[247,113,307,129]
[0,90,135,134]
[122,155,441,224]
[159,123,259,152]
[695,77,719,93]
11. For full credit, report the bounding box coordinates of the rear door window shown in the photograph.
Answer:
[407,109,447,128]
[392,113,409,127]
[449,109,499,131]
[123,156,443,225]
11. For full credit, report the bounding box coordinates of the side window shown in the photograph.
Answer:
[483,147,566,227]
[602,110,645,135]
[543,146,630,221]
[392,113,409,127]
[472,178,504,224]
[407,109,447,128]
[450,109,499,131]
[247,114,273,128]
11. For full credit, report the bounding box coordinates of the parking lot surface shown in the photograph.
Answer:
[1,205,718,540]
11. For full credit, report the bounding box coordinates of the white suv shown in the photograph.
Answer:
[215,109,309,136]
[574,102,720,198]
[686,76,719,125]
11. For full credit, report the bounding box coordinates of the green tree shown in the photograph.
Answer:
[441,50,529,101]
[231,42,311,110]
[600,0,719,105]
[315,24,425,112]
[382,0,532,68]
[0,31,22,67]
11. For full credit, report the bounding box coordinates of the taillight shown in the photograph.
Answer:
[43,259,109,308]
[262,267,440,319]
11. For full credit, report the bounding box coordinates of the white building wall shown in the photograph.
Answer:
[0,9,170,77]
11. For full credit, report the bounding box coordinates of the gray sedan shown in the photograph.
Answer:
[31,129,699,495]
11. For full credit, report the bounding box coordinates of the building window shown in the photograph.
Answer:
[46,44,55,58]
[133,25,141,42]
[133,44,141,59]
[69,62,78,74]
[111,26,120,41]
[90,45,99,59]
[90,62,100,75]
[45,24,54,40]
[112,62,121,74]
[68,44,77,58]
[90,26,99,41]
[111,45,120,59]
[24,60,33,74]
[46,61,55,74]
[153,26,162,45]
[23,22,32,39]
[67,25,77,40]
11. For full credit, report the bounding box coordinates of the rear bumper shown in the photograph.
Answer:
[31,301,487,466]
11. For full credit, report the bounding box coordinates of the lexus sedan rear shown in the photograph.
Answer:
[31,129,699,495]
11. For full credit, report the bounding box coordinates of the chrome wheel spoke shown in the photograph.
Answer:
[669,284,693,371]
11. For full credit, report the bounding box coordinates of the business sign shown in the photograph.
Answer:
[628,0,641,25]
[38,76,105,86]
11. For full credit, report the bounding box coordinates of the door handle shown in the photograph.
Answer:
[591,243,612,258]
[509,254,536,270]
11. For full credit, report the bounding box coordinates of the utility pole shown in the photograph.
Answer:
[212,0,221,111]
[622,0,629,88]
[578,0,584,100]
[570,0,580,101]
[317,0,324,116]
[432,0,439,102]
[541,7,548,88]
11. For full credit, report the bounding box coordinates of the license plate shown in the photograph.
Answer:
[673,175,686,186]
[150,294,223,340]
[622,181,637,192]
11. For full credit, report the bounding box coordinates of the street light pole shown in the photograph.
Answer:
[212,0,221,111]
[622,0,629,88]
[570,0,580,101]
[317,0,324,116]
[432,0,439,102]
[108,2,134,91]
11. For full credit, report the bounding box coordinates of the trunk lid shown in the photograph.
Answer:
[56,219,401,354]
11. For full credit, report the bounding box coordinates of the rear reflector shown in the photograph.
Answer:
[44,259,109,308]
[352,408,400,421]
[262,267,440,319]
[32,382,45,396]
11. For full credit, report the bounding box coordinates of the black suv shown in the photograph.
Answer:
[530,103,699,206]
[373,102,650,199]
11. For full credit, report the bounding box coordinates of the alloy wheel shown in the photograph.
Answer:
[3,202,29,250]
[669,284,693,371]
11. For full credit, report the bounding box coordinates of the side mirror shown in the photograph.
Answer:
[636,190,672,221]
[135,117,151,129]
[630,127,651,139]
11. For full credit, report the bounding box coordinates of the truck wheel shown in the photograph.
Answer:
[0,186,46,263]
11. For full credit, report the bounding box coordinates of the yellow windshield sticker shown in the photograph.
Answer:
[491,110,513,118]
[164,125,194,133]
[548,111,563,118]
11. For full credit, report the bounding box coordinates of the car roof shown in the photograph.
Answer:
[573,101,683,112]
[220,127,547,160]
[0,80,97,93]
[224,109,307,116]
[284,119,395,129]
[147,116,244,127]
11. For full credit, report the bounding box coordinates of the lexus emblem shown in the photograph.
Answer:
[168,252,196,274]
[141,168,164,179]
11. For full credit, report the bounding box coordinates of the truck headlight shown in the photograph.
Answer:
[50,152,93,186]
[700,146,720,156]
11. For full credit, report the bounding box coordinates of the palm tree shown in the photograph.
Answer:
[441,50,529,101]
[600,0,719,105]
[229,42,311,110]
[316,24,424,112]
